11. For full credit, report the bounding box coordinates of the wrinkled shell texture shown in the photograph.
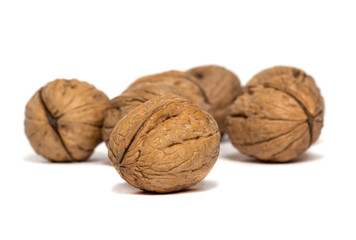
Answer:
[102,82,184,145]
[186,65,241,133]
[226,66,324,162]
[108,96,220,193]
[130,70,209,110]
[25,79,109,162]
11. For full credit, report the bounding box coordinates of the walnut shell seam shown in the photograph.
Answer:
[38,87,75,160]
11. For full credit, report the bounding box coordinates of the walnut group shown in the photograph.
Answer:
[24,65,324,193]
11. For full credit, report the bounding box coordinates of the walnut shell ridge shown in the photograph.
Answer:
[108,95,220,193]
[25,79,109,162]
[226,66,324,162]
[186,65,241,133]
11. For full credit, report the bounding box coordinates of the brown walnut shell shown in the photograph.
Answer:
[102,82,184,145]
[226,66,324,162]
[108,95,220,193]
[25,79,109,162]
[129,70,209,110]
[186,65,241,133]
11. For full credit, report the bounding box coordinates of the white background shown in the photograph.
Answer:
[0,0,355,239]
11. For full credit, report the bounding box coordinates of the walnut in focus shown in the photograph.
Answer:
[102,82,184,145]
[25,79,109,162]
[226,66,324,162]
[186,65,241,133]
[108,95,220,193]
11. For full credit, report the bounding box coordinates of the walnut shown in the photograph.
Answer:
[108,95,220,193]
[25,79,109,162]
[186,65,241,133]
[129,70,209,109]
[226,66,324,162]
[102,82,184,145]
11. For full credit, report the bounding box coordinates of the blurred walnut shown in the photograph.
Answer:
[129,70,209,110]
[102,82,184,145]
[25,79,109,162]
[226,66,324,162]
[186,65,241,133]
[108,95,220,193]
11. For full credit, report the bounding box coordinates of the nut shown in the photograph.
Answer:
[108,95,220,193]
[186,65,241,133]
[226,66,324,162]
[130,70,209,109]
[102,82,184,145]
[25,79,109,162]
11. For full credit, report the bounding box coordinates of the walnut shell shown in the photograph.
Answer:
[108,95,220,193]
[226,66,324,162]
[129,70,209,109]
[102,82,184,145]
[186,65,241,133]
[25,79,109,162]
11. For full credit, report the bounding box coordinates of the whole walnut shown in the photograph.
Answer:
[102,82,184,145]
[129,70,209,110]
[108,95,220,193]
[226,66,324,162]
[186,65,241,133]
[25,79,109,162]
